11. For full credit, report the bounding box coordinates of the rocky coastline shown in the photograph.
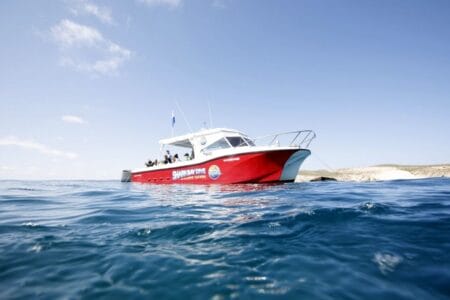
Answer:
[296,164,450,182]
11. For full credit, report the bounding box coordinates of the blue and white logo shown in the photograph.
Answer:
[208,165,221,180]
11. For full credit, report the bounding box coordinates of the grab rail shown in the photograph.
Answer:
[253,130,316,148]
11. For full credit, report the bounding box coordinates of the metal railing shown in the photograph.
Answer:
[252,130,316,149]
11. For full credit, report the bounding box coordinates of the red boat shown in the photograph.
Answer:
[121,128,315,184]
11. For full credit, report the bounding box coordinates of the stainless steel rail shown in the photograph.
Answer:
[253,130,316,148]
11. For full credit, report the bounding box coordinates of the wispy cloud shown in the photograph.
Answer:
[50,19,131,75]
[0,136,78,160]
[69,0,113,24]
[51,19,102,47]
[139,0,182,8]
[62,115,86,124]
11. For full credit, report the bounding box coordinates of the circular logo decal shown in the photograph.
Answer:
[208,165,221,180]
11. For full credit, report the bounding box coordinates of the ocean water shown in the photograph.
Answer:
[0,179,449,299]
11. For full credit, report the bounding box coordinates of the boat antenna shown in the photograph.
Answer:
[208,101,213,129]
[175,101,193,132]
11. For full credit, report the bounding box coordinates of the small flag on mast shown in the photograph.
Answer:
[171,111,175,128]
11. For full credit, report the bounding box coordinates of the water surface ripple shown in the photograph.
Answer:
[1,178,449,299]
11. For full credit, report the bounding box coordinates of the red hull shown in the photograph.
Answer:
[130,149,300,184]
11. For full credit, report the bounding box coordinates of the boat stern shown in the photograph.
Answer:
[121,170,132,182]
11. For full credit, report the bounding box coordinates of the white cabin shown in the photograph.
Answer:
[159,128,255,160]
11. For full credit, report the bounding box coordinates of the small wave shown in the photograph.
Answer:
[296,207,362,223]
[29,244,43,253]
[136,228,152,236]
[127,222,217,243]
[361,202,374,210]
[268,222,281,228]
[0,195,57,205]
[357,202,403,217]
[22,222,39,227]
[245,275,268,282]
[75,208,149,224]
[373,252,403,274]
[7,187,44,192]
[70,190,117,198]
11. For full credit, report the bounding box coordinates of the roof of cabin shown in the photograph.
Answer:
[158,128,247,147]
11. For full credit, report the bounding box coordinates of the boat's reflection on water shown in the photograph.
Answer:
[129,182,285,201]
[126,182,294,224]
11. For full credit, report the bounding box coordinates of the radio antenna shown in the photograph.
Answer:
[175,101,193,132]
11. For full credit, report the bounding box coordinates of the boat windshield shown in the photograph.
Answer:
[203,138,231,152]
[226,136,249,147]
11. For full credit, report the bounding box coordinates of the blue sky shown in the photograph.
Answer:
[1,0,449,179]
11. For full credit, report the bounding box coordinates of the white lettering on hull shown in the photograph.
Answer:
[172,168,206,180]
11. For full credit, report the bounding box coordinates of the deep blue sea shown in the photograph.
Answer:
[1,178,450,299]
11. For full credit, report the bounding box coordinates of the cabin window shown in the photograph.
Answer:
[204,138,231,151]
[226,137,248,147]
[244,138,255,146]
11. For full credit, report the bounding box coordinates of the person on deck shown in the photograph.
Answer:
[166,150,172,163]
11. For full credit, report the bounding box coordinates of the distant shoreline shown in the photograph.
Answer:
[296,164,450,182]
